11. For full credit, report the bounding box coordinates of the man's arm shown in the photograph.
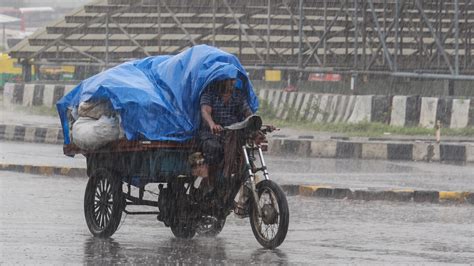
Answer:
[201,104,223,134]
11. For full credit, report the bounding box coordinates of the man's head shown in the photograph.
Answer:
[215,79,236,96]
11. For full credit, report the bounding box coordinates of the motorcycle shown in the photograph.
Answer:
[70,115,289,249]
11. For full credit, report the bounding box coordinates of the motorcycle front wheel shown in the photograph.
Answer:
[249,180,289,249]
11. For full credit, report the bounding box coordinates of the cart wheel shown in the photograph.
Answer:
[84,168,124,238]
[171,222,196,239]
[197,216,226,237]
[249,180,289,249]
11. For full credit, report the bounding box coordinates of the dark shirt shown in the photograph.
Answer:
[199,87,252,141]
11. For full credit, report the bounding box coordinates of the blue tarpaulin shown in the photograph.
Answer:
[57,45,259,144]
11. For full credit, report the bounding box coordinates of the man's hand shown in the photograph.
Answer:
[202,105,222,134]
[210,123,223,135]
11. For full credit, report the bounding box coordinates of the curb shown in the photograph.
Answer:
[0,124,63,144]
[281,185,474,205]
[0,163,86,177]
[269,139,474,163]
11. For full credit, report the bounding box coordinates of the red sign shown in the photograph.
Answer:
[308,73,342,82]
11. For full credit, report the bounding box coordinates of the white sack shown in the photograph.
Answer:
[72,115,120,150]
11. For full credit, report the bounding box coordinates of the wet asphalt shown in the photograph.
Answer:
[0,171,473,264]
[268,155,474,191]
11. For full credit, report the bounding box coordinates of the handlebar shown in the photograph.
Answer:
[260,125,278,134]
[221,124,278,135]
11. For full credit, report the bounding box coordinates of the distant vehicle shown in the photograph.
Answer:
[0,53,22,87]
[0,6,57,32]
[0,53,74,87]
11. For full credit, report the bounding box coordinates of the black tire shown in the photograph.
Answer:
[196,216,226,237]
[249,180,289,249]
[84,168,124,238]
[170,222,197,239]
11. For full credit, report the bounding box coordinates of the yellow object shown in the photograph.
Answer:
[0,53,22,74]
[439,191,467,201]
[0,53,73,76]
[265,70,281,81]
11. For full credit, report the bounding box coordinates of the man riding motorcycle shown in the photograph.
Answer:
[195,78,253,216]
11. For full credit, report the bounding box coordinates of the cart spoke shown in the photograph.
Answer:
[94,209,100,220]
[105,209,111,223]
[95,189,101,198]
[99,180,103,193]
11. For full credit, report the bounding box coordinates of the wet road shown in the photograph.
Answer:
[1,171,473,264]
[269,156,474,191]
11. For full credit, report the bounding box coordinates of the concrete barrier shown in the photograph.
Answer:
[2,83,15,107]
[2,82,79,108]
[282,92,297,120]
[413,142,440,162]
[469,100,474,126]
[32,84,45,106]
[390,95,407,126]
[314,94,330,123]
[276,91,288,118]
[43,84,56,107]
[336,142,362,158]
[419,97,438,128]
[348,95,373,123]
[371,95,391,123]
[361,143,388,159]
[326,95,339,123]
[258,88,268,101]
[310,141,337,157]
[450,99,470,128]
[440,144,467,162]
[333,95,348,123]
[436,98,452,128]
[22,84,35,107]
[13,83,24,104]
[292,92,305,120]
[467,144,474,163]
[342,95,356,122]
[306,94,321,122]
[387,143,413,160]
[271,90,282,110]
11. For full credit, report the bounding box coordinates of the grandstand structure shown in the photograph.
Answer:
[8,0,474,82]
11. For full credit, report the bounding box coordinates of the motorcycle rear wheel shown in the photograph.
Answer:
[249,180,289,249]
